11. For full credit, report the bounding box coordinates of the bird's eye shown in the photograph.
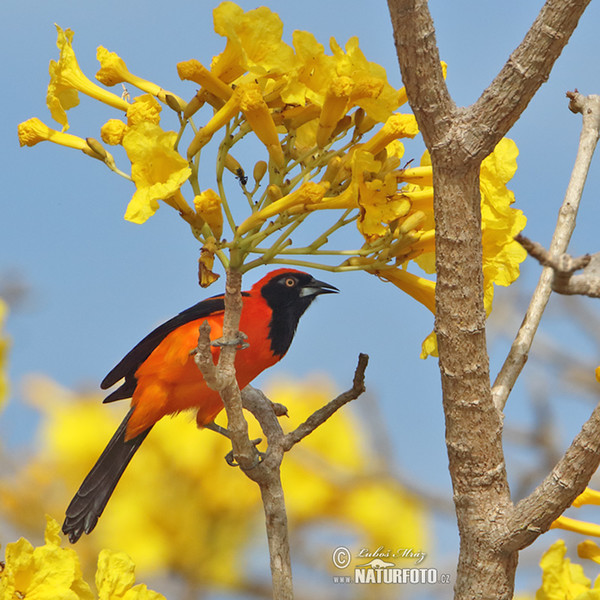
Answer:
[284,277,296,288]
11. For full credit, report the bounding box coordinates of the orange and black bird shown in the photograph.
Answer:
[62,269,337,543]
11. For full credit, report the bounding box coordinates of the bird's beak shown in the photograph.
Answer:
[299,277,339,298]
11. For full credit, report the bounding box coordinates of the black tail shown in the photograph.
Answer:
[62,408,151,543]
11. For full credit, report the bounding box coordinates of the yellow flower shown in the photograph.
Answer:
[0,298,9,409]
[536,540,595,600]
[0,515,94,600]
[18,117,114,165]
[478,138,527,316]
[373,268,436,314]
[121,122,191,223]
[237,181,329,235]
[329,36,399,122]
[100,119,127,145]
[362,113,419,156]
[194,190,223,239]
[0,516,166,600]
[578,540,600,565]
[96,47,184,110]
[176,59,233,102]
[409,139,525,318]
[198,237,220,288]
[316,76,354,148]
[551,516,600,538]
[18,117,88,151]
[187,90,240,158]
[211,2,296,83]
[126,94,162,127]
[47,25,128,131]
[420,331,438,359]
[237,82,285,167]
[95,549,166,600]
[573,488,600,508]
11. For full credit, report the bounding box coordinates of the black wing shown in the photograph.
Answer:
[100,295,227,402]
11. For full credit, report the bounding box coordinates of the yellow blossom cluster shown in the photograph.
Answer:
[0,375,426,588]
[0,516,164,600]
[17,1,526,348]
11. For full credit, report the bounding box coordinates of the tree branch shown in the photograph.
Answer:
[502,399,600,552]
[239,354,368,600]
[194,269,261,470]
[282,353,368,451]
[386,0,455,150]
[493,93,600,410]
[386,3,594,599]
[468,1,592,159]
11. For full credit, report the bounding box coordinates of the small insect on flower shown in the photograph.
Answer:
[235,167,248,186]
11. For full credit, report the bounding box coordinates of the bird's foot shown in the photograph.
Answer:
[225,437,264,469]
[211,331,249,350]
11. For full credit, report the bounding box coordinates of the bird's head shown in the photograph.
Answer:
[253,269,338,357]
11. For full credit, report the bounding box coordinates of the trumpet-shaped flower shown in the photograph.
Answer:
[194,190,224,239]
[374,268,436,314]
[550,487,600,540]
[122,121,191,223]
[19,117,89,151]
[237,82,284,166]
[237,181,329,235]
[578,540,600,565]
[47,25,129,131]
[330,37,399,122]
[362,113,419,155]
[211,2,296,83]
[536,540,596,600]
[96,47,183,110]
[18,117,114,166]
[177,59,233,101]
[316,76,354,147]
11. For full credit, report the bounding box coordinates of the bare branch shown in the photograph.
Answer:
[193,270,262,471]
[493,93,600,409]
[515,234,600,297]
[239,355,369,600]
[386,0,455,149]
[502,399,600,552]
[283,353,369,451]
[468,0,592,158]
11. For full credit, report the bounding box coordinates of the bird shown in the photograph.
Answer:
[62,268,338,543]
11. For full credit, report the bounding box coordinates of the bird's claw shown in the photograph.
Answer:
[224,438,264,468]
[211,331,249,350]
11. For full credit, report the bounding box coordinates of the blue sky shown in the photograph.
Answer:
[3,0,600,591]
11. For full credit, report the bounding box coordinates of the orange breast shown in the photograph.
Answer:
[125,300,279,439]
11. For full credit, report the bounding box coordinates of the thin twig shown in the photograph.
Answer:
[283,353,368,451]
[492,93,600,410]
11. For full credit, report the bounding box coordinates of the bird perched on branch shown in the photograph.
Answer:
[62,269,338,543]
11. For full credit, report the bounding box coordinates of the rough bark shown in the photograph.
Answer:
[386,1,593,598]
